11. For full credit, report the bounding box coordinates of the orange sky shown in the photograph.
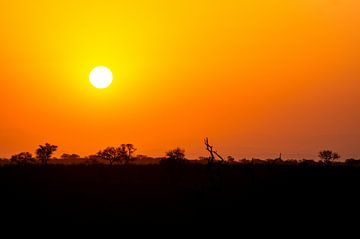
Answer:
[0,0,359,159]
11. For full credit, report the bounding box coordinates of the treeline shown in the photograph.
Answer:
[1,141,359,167]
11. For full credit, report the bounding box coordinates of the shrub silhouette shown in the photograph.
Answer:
[345,158,360,167]
[318,150,340,164]
[227,156,235,163]
[85,154,101,165]
[36,143,58,165]
[10,152,35,165]
[61,153,80,160]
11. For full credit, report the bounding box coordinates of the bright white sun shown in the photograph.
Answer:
[89,66,113,89]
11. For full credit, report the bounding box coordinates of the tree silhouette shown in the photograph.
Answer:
[318,150,341,164]
[36,143,58,165]
[97,146,126,165]
[11,152,35,165]
[122,144,137,164]
[204,138,215,165]
[204,137,224,165]
[166,148,185,161]
[160,147,186,165]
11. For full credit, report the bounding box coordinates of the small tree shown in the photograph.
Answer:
[160,148,186,166]
[318,150,341,164]
[11,152,35,165]
[166,148,185,161]
[36,143,58,165]
[122,144,137,164]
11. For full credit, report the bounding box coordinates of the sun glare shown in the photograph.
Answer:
[89,66,113,89]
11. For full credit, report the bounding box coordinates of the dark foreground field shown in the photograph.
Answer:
[1,164,359,226]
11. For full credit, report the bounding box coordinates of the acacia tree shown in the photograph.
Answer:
[97,146,126,165]
[11,152,35,165]
[36,143,58,165]
[318,150,340,164]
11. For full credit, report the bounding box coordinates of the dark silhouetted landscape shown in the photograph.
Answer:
[1,142,360,226]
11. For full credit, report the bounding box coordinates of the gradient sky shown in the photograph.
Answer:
[1,0,359,159]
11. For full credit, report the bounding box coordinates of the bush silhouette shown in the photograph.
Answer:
[61,153,80,160]
[227,156,235,163]
[10,152,35,165]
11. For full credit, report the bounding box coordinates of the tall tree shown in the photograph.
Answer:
[36,143,58,165]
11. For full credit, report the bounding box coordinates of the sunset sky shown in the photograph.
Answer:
[1,0,359,159]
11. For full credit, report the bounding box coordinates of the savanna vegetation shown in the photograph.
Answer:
[0,140,359,226]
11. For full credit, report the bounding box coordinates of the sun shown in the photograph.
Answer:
[89,66,113,89]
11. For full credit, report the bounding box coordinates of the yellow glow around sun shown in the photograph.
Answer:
[89,66,113,89]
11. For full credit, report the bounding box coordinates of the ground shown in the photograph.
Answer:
[0,164,359,226]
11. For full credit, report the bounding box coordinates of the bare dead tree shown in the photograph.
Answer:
[204,137,215,166]
[204,137,225,189]
[213,150,224,163]
[204,137,224,165]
